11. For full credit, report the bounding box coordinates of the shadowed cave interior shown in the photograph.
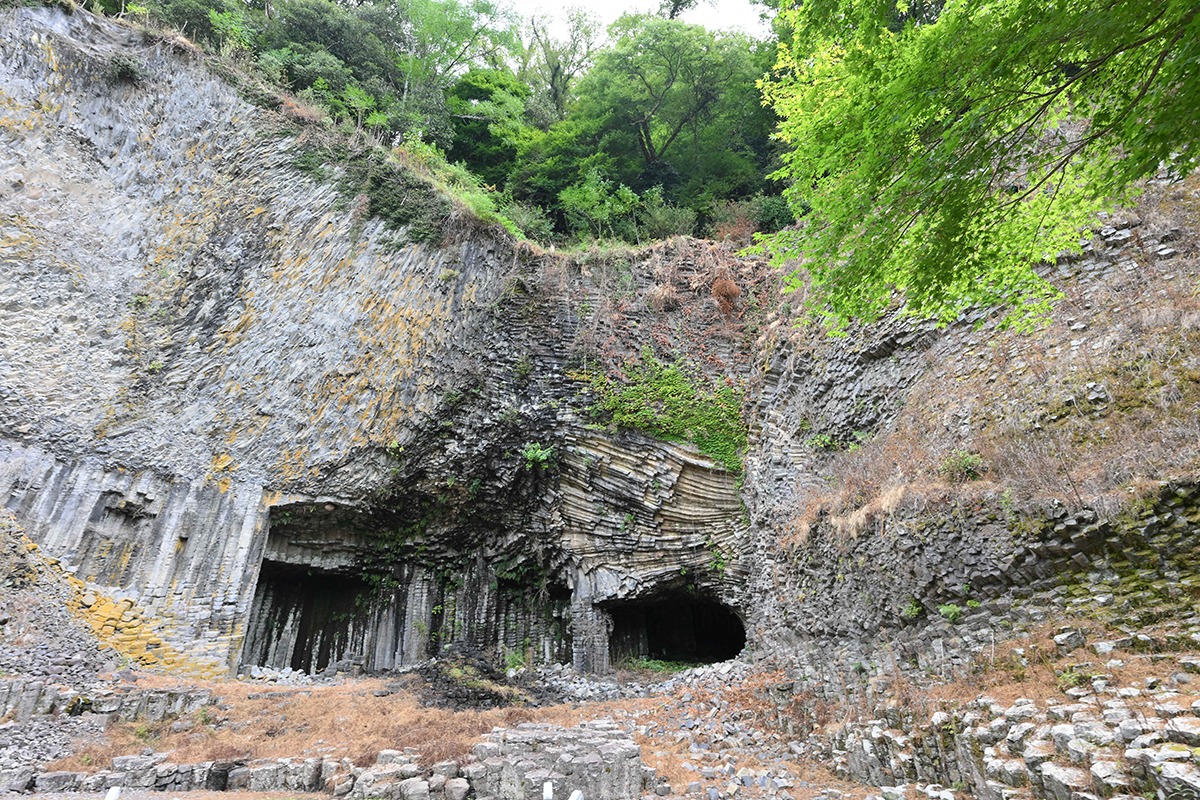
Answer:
[607,593,746,665]
[242,560,372,674]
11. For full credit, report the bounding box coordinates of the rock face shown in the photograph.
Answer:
[0,6,748,676]
[13,721,647,799]
[814,655,1200,800]
[2,4,1198,685]
[465,721,645,800]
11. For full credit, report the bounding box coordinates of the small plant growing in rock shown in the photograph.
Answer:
[706,533,728,577]
[939,449,985,483]
[514,354,533,382]
[938,603,963,623]
[900,598,922,620]
[622,657,695,673]
[107,54,147,84]
[503,648,526,670]
[1056,665,1091,691]
[521,442,555,470]
[805,432,837,451]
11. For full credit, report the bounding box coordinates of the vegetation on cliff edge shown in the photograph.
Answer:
[759,0,1200,329]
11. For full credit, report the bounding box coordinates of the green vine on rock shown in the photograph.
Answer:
[589,349,747,473]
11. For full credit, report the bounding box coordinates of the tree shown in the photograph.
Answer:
[571,14,768,195]
[760,0,1200,330]
[520,9,601,126]
[508,14,777,236]
[658,0,707,20]
[578,16,740,176]
[265,0,396,84]
[445,67,533,186]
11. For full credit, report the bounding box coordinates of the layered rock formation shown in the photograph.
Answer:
[1,2,1197,693]
[0,5,748,677]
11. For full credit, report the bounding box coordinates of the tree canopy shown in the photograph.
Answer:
[138,0,788,243]
[507,14,778,234]
[760,0,1200,329]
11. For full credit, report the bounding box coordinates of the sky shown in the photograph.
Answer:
[523,0,776,40]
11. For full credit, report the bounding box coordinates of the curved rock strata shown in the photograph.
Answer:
[0,6,748,677]
[1,3,1198,695]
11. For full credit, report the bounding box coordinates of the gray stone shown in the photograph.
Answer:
[1066,738,1096,764]
[0,768,34,793]
[1054,630,1086,654]
[444,777,470,800]
[1074,721,1115,747]
[1165,716,1200,746]
[399,777,430,800]
[34,771,83,792]
[1040,763,1090,800]
[1089,761,1129,795]
[1155,762,1200,796]
[1115,718,1147,743]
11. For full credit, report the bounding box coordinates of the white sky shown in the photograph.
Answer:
[521,0,776,40]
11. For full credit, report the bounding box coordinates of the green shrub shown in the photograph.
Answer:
[521,442,555,470]
[938,603,963,623]
[805,432,837,451]
[499,198,554,242]
[107,54,147,84]
[503,649,526,670]
[514,354,533,381]
[939,449,985,483]
[638,186,695,239]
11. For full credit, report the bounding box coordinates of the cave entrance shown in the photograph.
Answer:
[242,559,376,675]
[607,594,745,665]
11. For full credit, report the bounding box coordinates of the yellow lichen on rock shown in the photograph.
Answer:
[20,534,222,678]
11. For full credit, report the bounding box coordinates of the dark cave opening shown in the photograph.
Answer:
[607,594,745,665]
[243,559,375,675]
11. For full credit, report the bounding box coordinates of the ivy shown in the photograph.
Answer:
[590,349,747,473]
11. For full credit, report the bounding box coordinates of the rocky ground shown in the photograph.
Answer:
[0,508,856,800]
[1,514,115,778]
[5,490,1200,800]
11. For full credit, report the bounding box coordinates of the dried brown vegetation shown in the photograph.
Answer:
[279,95,326,125]
[786,172,1200,536]
[711,276,742,315]
[53,678,545,772]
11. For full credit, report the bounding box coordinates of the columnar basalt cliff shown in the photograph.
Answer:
[2,3,1198,699]
[0,6,751,677]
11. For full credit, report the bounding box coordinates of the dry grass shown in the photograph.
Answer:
[53,678,552,772]
[782,172,1200,537]
[646,282,681,312]
[279,94,326,125]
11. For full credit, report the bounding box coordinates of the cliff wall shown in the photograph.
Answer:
[0,6,748,676]
[1,4,1197,683]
